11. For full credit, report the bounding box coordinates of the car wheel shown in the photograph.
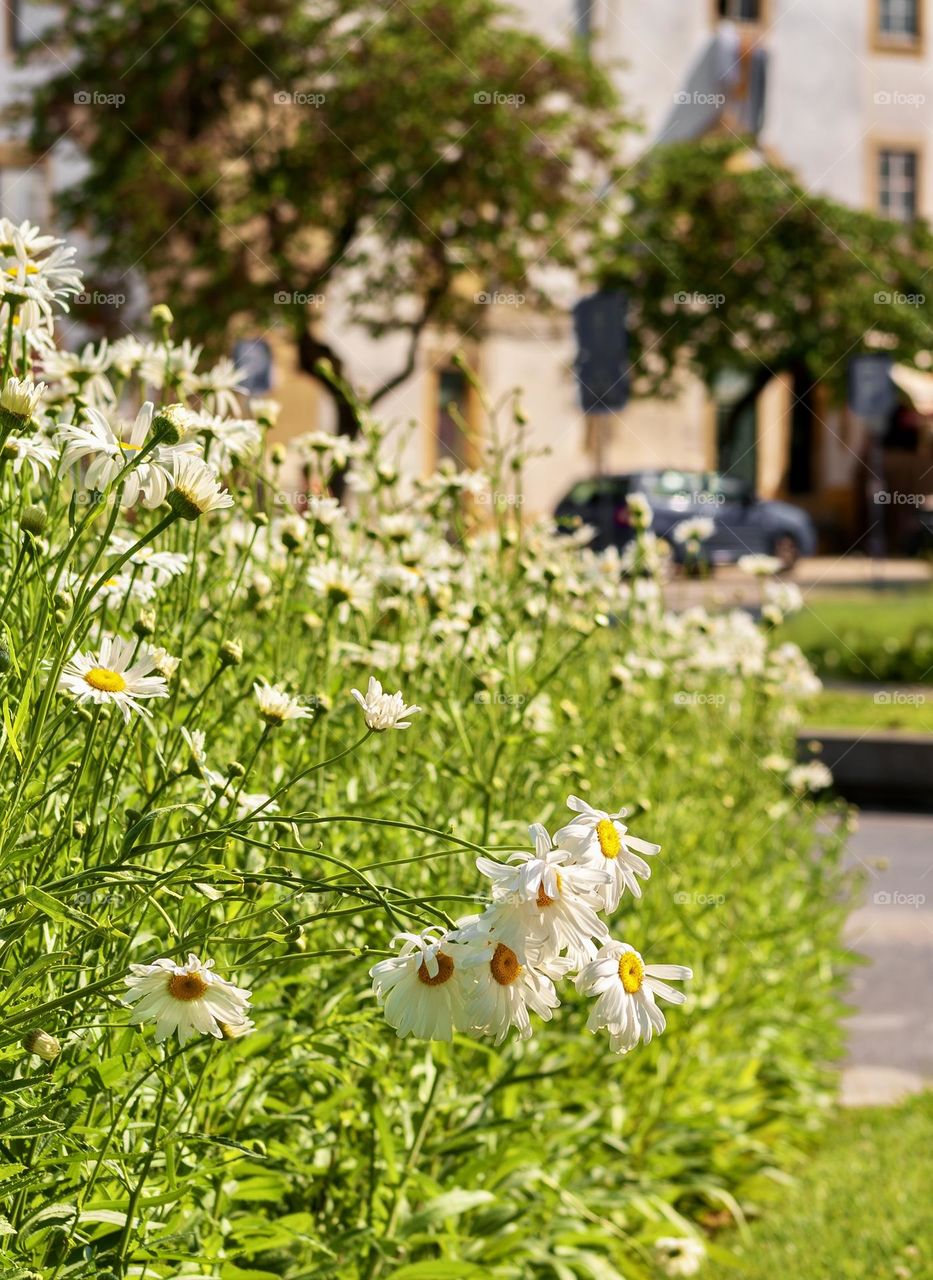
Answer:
[772,532,801,570]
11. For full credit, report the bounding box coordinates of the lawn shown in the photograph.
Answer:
[802,688,933,733]
[782,588,933,684]
[705,1092,933,1280]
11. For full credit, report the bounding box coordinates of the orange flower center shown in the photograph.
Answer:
[417,951,454,986]
[85,667,127,693]
[489,942,522,986]
[536,872,562,908]
[168,971,209,1002]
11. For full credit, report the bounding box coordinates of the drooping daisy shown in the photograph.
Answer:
[555,795,659,911]
[370,928,469,1041]
[457,911,571,1044]
[123,953,252,1045]
[476,824,610,969]
[107,537,189,587]
[195,356,247,417]
[1,220,83,316]
[576,940,692,1055]
[40,340,116,408]
[58,635,169,722]
[3,434,58,483]
[306,559,372,613]
[654,1237,706,1278]
[201,414,263,471]
[168,453,234,520]
[59,402,183,508]
[351,676,421,731]
[672,516,715,545]
[253,680,312,726]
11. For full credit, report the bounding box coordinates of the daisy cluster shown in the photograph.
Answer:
[371,797,692,1054]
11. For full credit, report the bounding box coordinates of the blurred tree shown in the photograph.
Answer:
[599,137,933,437]
[29,0,623,439]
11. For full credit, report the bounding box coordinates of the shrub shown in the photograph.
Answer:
[0,223,853,1278]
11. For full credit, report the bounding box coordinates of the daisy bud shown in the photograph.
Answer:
[133,608,157,639]
[270,443,286,466]
[218,638,243,668]
[150,303,174,337]
[72,820,87,839]
[151,402,190,446]
[23,1029,61,1062]
[54,589,73,612]
[252,511,269,528]
[227,760,246,778]
[20,505,47,537]
[0,376,46,432]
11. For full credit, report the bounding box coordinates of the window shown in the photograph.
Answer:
[878,0,920,43]
[435,367,470,467]
[878,148,919,221]
[717,0,763,20]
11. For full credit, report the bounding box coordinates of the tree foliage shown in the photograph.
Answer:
[600,137,933,407]
[29,0,623,431]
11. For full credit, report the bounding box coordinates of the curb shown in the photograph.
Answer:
[798,728,933,811]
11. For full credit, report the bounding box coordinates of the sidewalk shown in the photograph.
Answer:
[840,813,933,1106]
[665,556,931,610]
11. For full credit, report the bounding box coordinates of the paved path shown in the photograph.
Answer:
[841,813,933,1105]
[665,557,930,610]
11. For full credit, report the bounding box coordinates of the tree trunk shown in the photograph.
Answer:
[296,327,362,501]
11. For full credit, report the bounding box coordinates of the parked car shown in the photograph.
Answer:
[555,469,817,568]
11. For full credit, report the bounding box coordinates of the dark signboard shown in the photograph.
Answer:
[232,338,273,395]
[572,290,629,414]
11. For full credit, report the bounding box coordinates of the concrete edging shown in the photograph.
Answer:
[798,728,933,811]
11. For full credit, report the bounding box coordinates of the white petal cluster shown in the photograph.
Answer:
[351,676,421,731]
[371,798,691,1054]
[123,953,253,1045]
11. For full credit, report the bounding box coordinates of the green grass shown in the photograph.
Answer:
[782,588,933,684]
[802,688,933,733]
[706,1093,933,1280]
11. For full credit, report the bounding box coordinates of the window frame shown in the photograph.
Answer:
[872,0,924,54]
[871,140,923,221]
[423,351,482,475]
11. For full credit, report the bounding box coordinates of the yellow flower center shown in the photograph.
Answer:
[417,951,454,986]
[489,942,522,986]
[618,951,645,994]
[536,872,562,908]
[4,262,39,276]
[596,818,622,860]
[84,667,127,693]
[118,440,141,452]
[168,971,209,1002]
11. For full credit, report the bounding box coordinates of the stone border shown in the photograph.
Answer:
[798,728,933,811]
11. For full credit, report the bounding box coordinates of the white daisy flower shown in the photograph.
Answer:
[195,356,246,416]
[1,220,82,316]
[181,727,209,770]
[351,676,421,731]
[3,434,58,483]
[59,402,182,509]
[738,553,783,577]
[58,635,169,722]
[626,490,653,528]
[107,537,189,586]
[476,824,610,969]
[234,790,279,822]
[555,795,659,911]
[202,415,263,471]
[306,559,372,612]
[123,953,252,1045]
[41,340,116,408]
[168,453,234,520]
[457,911,571,1044]
[369,927,468,1041]
[655,1237,706,1277]
[576,940,692,1056]
[305,495,345,529]
[253,680,312,726]
[0,375,46,427]
[786,761,833,793]
[672,516,715,545]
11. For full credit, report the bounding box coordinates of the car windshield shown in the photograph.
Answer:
[565,477,629,505]
[639,470,701,500]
